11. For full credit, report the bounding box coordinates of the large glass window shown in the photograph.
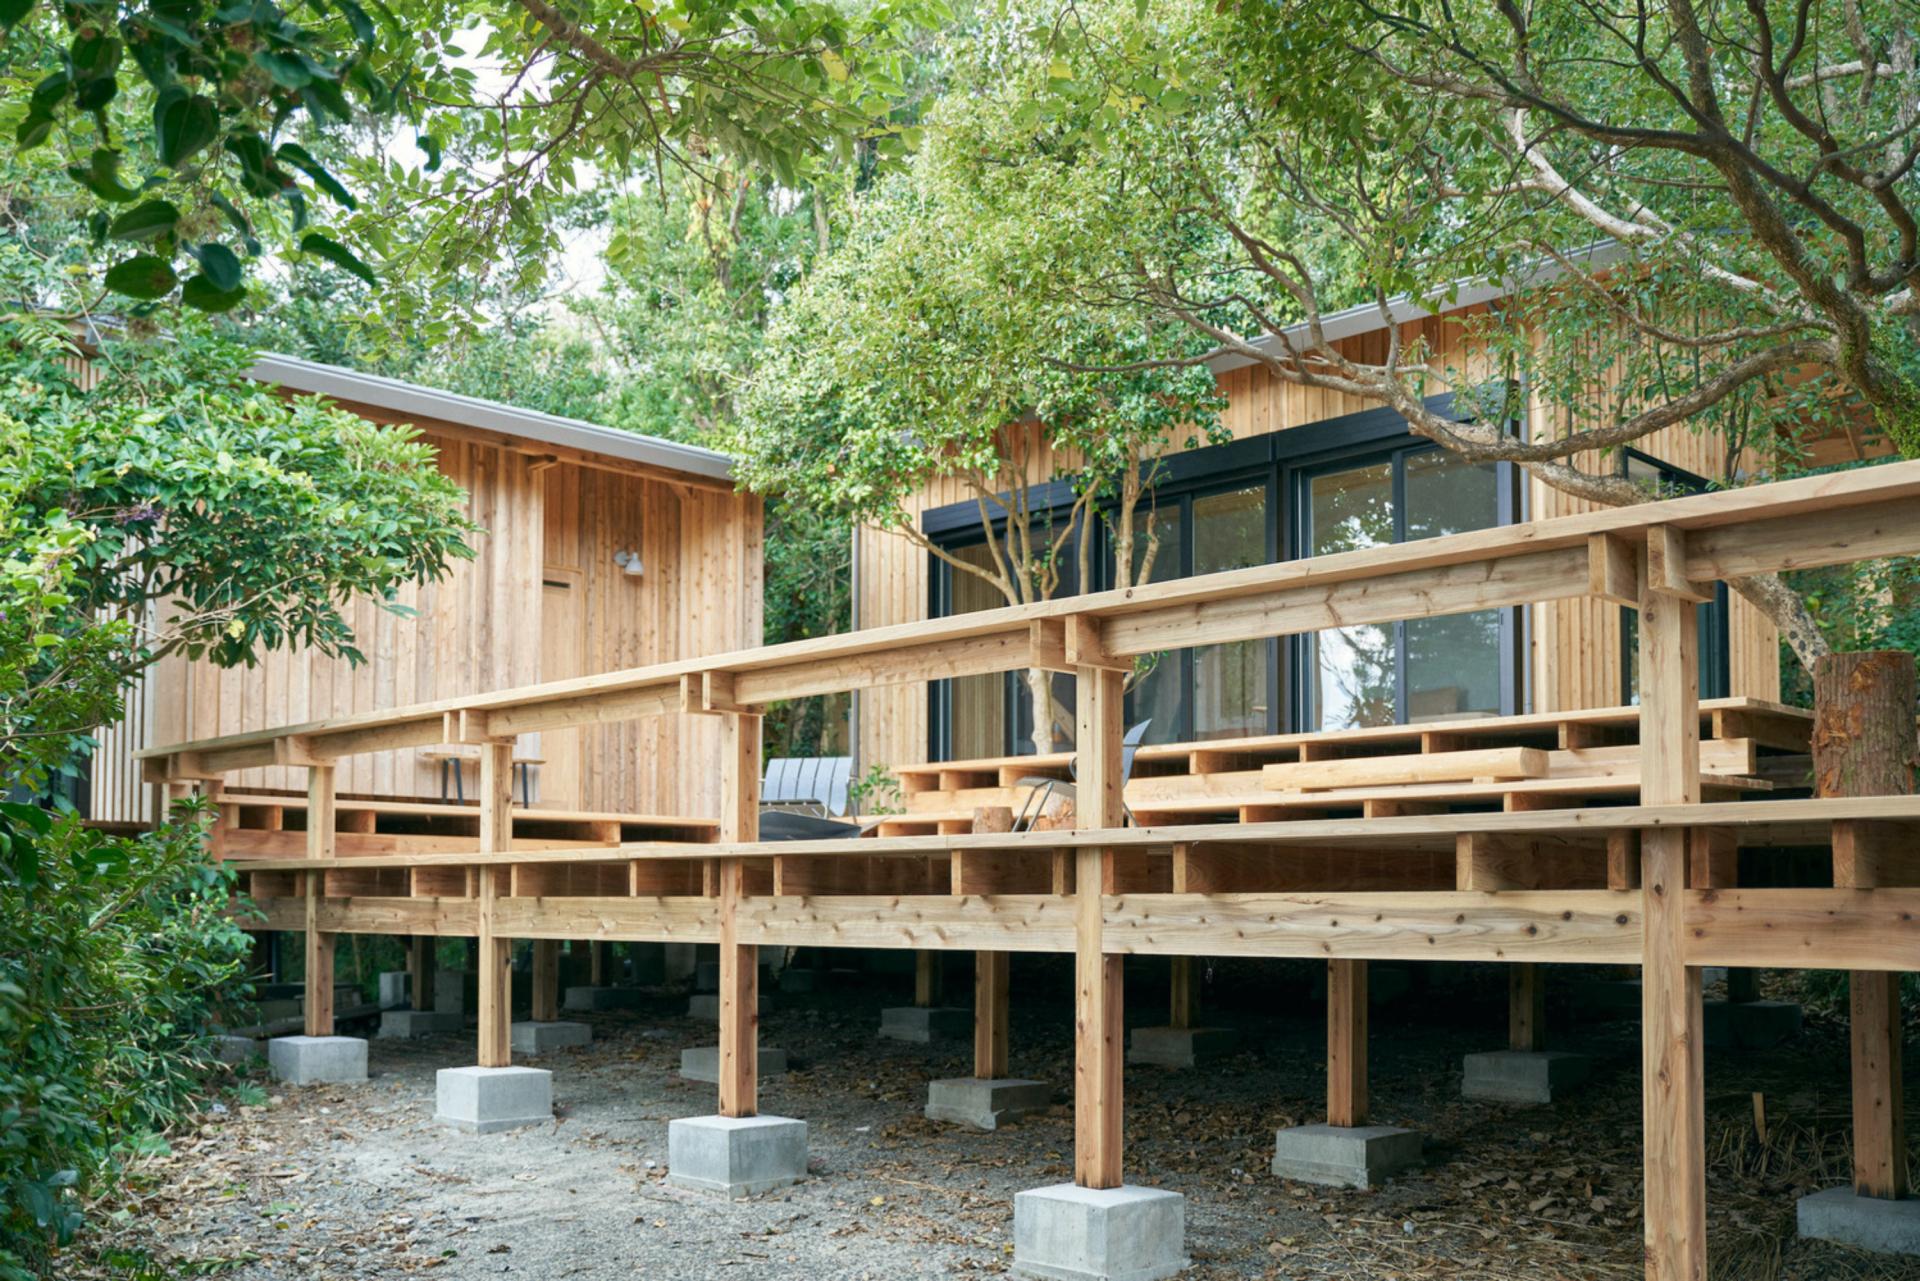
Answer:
[943,542,1010,759]
[1618,452,1731,703]
[1301,448,1511,729]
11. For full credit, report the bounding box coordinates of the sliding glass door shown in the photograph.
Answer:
[1298,446,1516,730]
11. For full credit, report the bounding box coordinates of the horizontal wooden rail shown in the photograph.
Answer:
[226,795,1920,872]
[140,460,1920,777]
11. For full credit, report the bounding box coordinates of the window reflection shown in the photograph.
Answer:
[1192,487,1269,739]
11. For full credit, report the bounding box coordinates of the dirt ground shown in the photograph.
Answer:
[72,961,1920,1280]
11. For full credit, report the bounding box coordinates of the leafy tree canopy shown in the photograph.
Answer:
[0,0,941,311]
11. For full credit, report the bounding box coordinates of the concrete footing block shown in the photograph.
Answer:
[434,1065,553,1134]
[1461,1050,1591,1104]
[1127,1026,1238,1068]
[666,1115,807,1199]
[435,970,478,1017]
[879,1006,971,1043]
[378,971,411,1009]
[926,1078,1052,1130]
[214,1035,259,1065]
[1704,998,1802,1049]
[680,1046,789,1083]
[687,993,772,1021]
[267,1035,368,1085]
[1798,1187,1920,1255]
[378,1009,462,1039]
[1012,1183,1188,1281]
[1271,1124,1421,1190]
[510,1021,593,1054]
[564,985,642,1013]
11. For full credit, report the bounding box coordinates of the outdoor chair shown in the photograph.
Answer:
[1010,719,1152,831]
[761,755,854,817]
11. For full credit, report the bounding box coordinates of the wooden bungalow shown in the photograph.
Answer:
[89,353,763,831]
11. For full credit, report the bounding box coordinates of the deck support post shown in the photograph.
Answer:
[268,764,366,1086]
[668,706,808,1198]
[1326,959,1367,1128]
[409,936,437,1012]
[531,940,560,1024]
[976,951,1009,1079]
[1015,657,1188,1281]
[432,740,552,1132]
[1128,851,1236,1070]
[1638,539,1708,1281]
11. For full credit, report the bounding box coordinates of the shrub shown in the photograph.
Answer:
[0,801,254,1279]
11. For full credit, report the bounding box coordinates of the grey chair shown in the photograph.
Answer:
[1011,719,1153,831]
[761,755,854,817]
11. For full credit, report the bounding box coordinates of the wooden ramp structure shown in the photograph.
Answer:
[139,461,1920,1279]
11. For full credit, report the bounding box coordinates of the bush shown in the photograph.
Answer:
[0,800,254,1279]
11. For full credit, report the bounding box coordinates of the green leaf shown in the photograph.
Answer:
[276,142,356,208]
[191,241,243,290]
[67,149,141,202]
[104,254,179,300]
[30,70,70,114]
[108,199,181,242]
[298,231,375,285]
[182,273,248,312]
[0,0,35,30]
[253,49,314,88]
[15,114,54,150]
[155,94,220,167]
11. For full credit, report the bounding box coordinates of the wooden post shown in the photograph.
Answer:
[1638,536,1707,1281]
[532,939,560,1024]
[1327,959,1368,1128]
[716,711,762,1119]
[303,765,336,1037]
[915,950,942,1007]
[1170,957,1196,1031]
[1509,965,1546,1054]
[1074,660,1126,1190]
[409,936,437,1012]
[976,950,1010,1080]
[476,742,514,1068]
[1816,651,1916,1202]
[590,940,608,986]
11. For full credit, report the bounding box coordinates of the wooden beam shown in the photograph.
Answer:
[1648,525,1714,603]
[307,765,337,861]
[717,711,762,1119]
[1327,959,1367,1127]
[1074,663,1126,1190]
[1637,575,1707,1281]
[1587,532,1641,605]
[1065,617,1129,672]
[976,950,1010,1079]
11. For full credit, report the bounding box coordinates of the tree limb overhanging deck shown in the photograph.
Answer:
[139,458,1920,1281]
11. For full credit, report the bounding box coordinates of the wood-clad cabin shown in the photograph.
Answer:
[853,278,1821,773]
[89,354,763,826]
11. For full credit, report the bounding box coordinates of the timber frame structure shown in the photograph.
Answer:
[140,461,1920,1279]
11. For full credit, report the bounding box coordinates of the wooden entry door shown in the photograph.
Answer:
[538,571,584,809]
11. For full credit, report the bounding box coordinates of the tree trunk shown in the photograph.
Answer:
[1027,666,1057,755]
[1813,650,1916,1203]
[1812,651,1918,800]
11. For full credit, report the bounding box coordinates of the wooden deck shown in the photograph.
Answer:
[137,459,1920,1280]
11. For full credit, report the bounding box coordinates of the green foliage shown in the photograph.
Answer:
[0,800,255,1278]
[0,327,476,789]
[0,0,940,310]
[846,763,901,816]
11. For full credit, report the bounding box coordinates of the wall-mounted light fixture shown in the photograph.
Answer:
[612,549,645,577]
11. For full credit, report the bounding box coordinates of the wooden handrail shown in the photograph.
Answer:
[139,458,1920,777]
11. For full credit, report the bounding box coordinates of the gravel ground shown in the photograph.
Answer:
[74,961,1920,1280]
